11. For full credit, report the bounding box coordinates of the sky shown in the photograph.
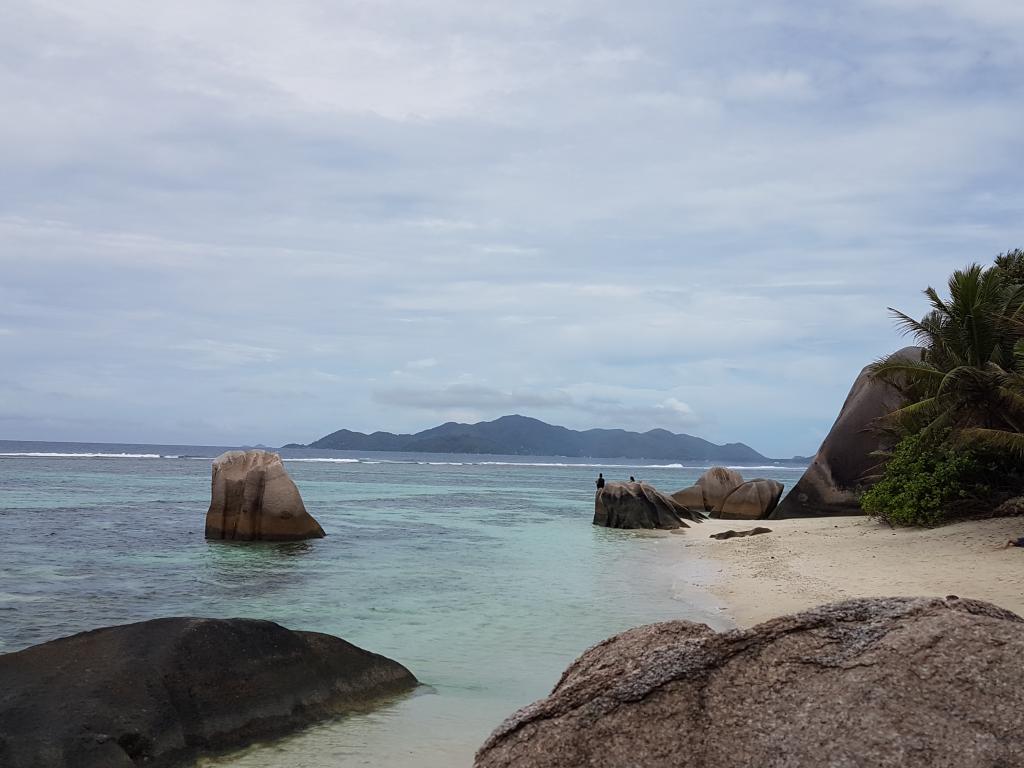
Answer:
[1,0,1023,457]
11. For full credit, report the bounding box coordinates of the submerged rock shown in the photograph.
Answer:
[717,478,784,520]
[771,347,922,519]
[594,482,705,529]
[475,596,1024,768]
[0,617,417,768]
[205,450,325,541]
[695,467,744,512]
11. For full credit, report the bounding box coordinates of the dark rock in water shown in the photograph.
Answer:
[475,596,1024,768]
[717,479,784,520]
[594,482,705,529]
[709,526,772,540]
[0,617,417,768]
[206,450,326,541]
[772,346,922,519]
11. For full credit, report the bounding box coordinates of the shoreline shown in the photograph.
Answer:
[679,515,1024,628]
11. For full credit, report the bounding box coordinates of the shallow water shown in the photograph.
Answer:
[0,442,804,766]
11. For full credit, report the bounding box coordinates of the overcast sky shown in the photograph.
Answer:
[2,0,1023,457]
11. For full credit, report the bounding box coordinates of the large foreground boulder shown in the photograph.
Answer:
[0,617,417,768]
[771,347,922,519]
[717,478,784,520]
[206,450,325,541]
[594,482,705,529]
[476,597,1024,768]
[695,466,744,512]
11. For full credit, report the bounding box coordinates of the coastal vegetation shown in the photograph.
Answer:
[865,251,1024,525]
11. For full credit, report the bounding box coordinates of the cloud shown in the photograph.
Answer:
[1,0,1023,455]
[570,396,702,432]
[371,381,702,433]
[405,358,439,370]
[373,383,574,410]
[726,70,813,101]
[173,340,281,368]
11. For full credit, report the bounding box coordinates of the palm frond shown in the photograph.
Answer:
[957,427,1024,459]
[888,308,935,344]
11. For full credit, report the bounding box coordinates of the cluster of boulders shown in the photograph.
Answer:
[596,347,926,525]
[475,596,1024,767]
[672,467,784,520]
[593,468,784,530]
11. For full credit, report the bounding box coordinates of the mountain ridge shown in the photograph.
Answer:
[286,414,777,462]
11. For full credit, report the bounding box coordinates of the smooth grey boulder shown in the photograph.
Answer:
[206,450,326,541]
[475,597,1024,768]
[772,346,922,519]
[717,478,784,520]
[695,467,744,512]
[0,617,417,768]
[594,482,705,529]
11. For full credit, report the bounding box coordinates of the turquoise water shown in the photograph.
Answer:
[0,442,805,766]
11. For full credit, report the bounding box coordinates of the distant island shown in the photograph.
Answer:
[285,414,796,463]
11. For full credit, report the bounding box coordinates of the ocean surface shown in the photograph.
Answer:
[0,440,805,767]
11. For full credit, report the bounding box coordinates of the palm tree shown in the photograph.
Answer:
[870,263,1024,454]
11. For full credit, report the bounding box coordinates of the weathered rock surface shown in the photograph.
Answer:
[0,617,417,768]
[206,450,325,541]
[594,482,705,529]
[695,466,744,512]
[670,484,706,510]
[717,478,784,520]
[994,496,1024,516]
[709,526,772,540]
[772,347,922,519]
[475,597,1024,768]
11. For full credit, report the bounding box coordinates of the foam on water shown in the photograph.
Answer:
[0,452,164,459]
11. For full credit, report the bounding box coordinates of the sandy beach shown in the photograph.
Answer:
[680,515,1024,628]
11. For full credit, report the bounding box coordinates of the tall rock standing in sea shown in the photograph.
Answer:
[771,346,922,519]
[205,450,326,541]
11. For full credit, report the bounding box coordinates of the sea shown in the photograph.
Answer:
[0,440,805,767]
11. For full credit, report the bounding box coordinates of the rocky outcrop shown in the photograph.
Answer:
[694,467,744,512]
[670,484,706,510]
[205,450,325,541]
[709,527,772,540]
[0,617,417,768]
[475,596,1024,768]
[717,478,784,520]
[594,482,705,529]
[772,347,922,519]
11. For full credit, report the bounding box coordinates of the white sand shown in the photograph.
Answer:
[679,515,1024,628]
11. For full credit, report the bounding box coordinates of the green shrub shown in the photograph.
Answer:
[860,434,987,526]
